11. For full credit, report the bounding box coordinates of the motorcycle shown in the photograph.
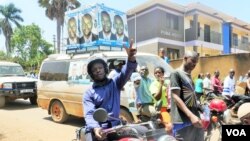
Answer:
[203,98,227,141]
[74,105,176,141]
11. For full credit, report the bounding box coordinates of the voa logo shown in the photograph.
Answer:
[226,129,246,136]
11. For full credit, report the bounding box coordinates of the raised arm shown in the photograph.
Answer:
[114,40,138,89]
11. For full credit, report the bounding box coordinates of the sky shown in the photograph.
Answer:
[0,0,250,52]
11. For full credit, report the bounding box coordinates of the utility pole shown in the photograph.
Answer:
[53,34,56,53]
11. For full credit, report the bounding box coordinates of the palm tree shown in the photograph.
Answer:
[38,0,81,53]
[0,3,23,54]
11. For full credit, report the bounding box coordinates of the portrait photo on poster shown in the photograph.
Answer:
[79,6,99,46]
[97,4,130,48]
[113,14,129,42]
[68,62,80,81]
[65,10,80,49]
[99,10,116,40]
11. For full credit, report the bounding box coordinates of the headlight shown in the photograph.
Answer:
[3,83,12,89]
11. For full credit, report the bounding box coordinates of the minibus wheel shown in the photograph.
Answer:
[50,100,69,123]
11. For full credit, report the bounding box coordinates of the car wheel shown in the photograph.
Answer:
[50,100,69,123]
[0,96,5,108]
[29,95,37,105]
[119,108,134,123]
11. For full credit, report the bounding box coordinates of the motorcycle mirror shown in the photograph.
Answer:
[93,108,108,122]
[155,100,163,111]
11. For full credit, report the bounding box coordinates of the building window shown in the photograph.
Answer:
[166,13,179,30]
[204,24,210,42]
[233,33,238,46]
[167,48,179,60]
[242,36,248,44]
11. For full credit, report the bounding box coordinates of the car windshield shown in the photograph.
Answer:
[136,55,174,79]
[0,65,25,76]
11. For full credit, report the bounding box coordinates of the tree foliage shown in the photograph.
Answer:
[38,0,81,53]
[10,24,53,71]
[0,3,23,54]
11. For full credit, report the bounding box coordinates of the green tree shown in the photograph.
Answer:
[0,3,23,54]
[0,51,12,61]
[38,0,81,53]
[10,24,53,71]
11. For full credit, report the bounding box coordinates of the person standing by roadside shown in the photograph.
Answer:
[150,66,172,134]
[195,73,204,101]
[170,51,203,141]
[135,66,156,118]
[211,70,223,95]
[159,48,170,63]
[203,72,212,94]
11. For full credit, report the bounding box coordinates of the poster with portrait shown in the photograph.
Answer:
[96,4,129,47]
[68,61,91,84]
[65,3,129,53]
[65,9,80,50]
[78,5,99,48]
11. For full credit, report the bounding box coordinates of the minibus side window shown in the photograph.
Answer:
[40,61,69,81]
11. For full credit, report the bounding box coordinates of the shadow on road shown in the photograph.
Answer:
[43,116,85,128]
[1,99,37,110]
[0,134,6,140]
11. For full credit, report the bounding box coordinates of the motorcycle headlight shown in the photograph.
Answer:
[3,83,12,89]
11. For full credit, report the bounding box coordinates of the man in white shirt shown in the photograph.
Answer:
[223,69,250,117]
[203,72,212,94]
[222,69,236,97]
[108,60,124,79]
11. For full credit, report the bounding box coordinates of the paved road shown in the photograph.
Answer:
[0,99,84,141]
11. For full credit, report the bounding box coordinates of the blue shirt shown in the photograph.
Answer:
[136,77,154,104]
[195,78,203,93]
[83,60,137,132]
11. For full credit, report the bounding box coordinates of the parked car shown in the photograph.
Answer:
[37,51,173,123]
[0,61,37,108]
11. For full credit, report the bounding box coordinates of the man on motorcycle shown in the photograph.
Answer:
[222,69,250,117]
[170,51,204,141]
[83,41,137,141]
[237,103,250,125]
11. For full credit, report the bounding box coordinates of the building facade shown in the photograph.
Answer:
[127,0,250,59]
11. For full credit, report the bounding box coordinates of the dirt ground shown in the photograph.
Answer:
[0,99,222,141]
[0,99,84,141]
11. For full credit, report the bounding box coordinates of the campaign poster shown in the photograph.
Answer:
[68,61,91,84]
[96,4,129,47]
[65,9,80,50]
[78,5,99,49]
[65,3,130,53]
